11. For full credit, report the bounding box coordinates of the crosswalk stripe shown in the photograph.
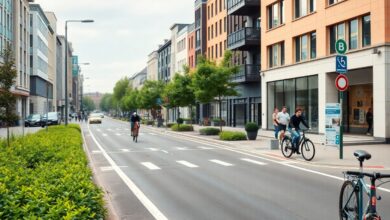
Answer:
[241,158,267,166]
[209,159,234,166]
[176,160,198,168]
[141,162,161,170]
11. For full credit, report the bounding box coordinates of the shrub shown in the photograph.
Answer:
[245,122,259,132]
[219,131,247,141]
[166,123,176,128]
[199,128,220,135]
[171,124,194,132]
[176,118,184,125]
[0,125,106,219]
[146,120,155,126]
[212,118,224,123]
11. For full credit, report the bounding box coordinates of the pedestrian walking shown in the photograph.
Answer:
[272,107,279,139]
[366,107,373,135]
[277,106,290,141]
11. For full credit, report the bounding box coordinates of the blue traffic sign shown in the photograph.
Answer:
[336,55,347,74]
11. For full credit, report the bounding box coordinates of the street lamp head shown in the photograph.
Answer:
[82,19,94,23]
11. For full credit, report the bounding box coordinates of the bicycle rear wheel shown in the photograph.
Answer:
[339,180,358,220]
[301,139,315,161]
[281,137,294,158]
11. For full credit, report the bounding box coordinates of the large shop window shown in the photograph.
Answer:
[329,14,371,54]
[267,0,284,29]
[267,75,319,132]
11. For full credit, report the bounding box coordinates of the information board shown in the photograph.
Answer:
[325,103,341,146]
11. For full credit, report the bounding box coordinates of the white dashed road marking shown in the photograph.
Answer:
[209,159,234,166]
[148,148,159,151]
[176,161,199,168]
[115,133,121,136]
[161,150,169,154]
[198,146,214,150]
[241,158,267,166]
[121,149,130,152]
[102,133,108,137]
[177,147,188,150]
[141,162,161,170]
[92,150,102,154]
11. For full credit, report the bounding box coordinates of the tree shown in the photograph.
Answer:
[123,88,139,113]
[100,93,114,112]
[82,96,96,112]
[192,50,239,131]
[113,77,131,114]
[163,67,195,121]
[0,46,19,147]
[138,80,165,119]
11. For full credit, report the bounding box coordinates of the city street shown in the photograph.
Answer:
[82,117,390,220]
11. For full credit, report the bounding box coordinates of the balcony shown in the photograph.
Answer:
[227,27,260,51]
[227,0,260,16]
[230,64,261,83]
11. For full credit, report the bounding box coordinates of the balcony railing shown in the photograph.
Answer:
[227,27,260,51]
[230,64,261,83]
[227,0,260,15]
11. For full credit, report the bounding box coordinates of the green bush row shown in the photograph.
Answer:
[171,124,194,132]
[219,131,247,141]
[166,123,176,128]
[0,125,105,219]
[199,128,220,136]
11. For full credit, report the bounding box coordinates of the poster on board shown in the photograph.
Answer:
[325,103,341,147]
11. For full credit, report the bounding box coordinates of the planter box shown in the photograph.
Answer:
[246,131,258,140]
[211,121,226,127]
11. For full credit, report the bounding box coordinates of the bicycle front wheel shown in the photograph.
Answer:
[301,139,315,161]
[339,181,358,220]
[281,137,294,158]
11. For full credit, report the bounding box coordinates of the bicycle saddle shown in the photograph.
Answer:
[353,150,371,161]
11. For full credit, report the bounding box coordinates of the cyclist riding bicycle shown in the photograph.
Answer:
[289,108,309,155]
[130,112,141,136]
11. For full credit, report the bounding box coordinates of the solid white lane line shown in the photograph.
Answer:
[148,148,159,151]
[87,125,168,220]
[176,160,198,168]
[209,159,234,166]
[241,158,267,166]
[141,162,161,170]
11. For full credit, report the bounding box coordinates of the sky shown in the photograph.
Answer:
[34,0,194,94]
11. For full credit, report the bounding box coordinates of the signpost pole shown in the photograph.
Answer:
[339,91,343,159]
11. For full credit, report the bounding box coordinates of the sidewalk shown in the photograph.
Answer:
[146,124,390,170]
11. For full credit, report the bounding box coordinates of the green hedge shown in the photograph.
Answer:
[0,125,105,219]
[171,124,194,132]
[166,123,176,128]
[199,128,220,136]
[219,131,247,141]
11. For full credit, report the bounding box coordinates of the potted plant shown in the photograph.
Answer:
[245,122,259,140]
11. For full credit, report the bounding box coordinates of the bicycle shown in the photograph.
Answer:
[339,150,390,220]
[131,121,140,143]
[280,129,315,161]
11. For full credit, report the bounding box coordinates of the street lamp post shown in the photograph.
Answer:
[64,19,94,126]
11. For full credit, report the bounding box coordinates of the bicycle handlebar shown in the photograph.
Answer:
[346,171,390,179]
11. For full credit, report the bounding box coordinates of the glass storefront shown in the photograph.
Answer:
[267,75,319,132]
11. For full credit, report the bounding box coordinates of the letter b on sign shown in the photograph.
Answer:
[335,39,347,54]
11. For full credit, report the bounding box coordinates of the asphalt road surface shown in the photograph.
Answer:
[82,117,390,220]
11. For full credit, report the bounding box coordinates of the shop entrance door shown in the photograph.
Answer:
[234,104,246,127]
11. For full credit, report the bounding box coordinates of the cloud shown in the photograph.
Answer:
[34,0,193,93]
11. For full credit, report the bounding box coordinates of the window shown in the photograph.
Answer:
[211,24,214,38]
[362,15,371,47]
[215,22,218,37]
[208,6,210,19]
[211,46,214,59]
[349,19,358,50]
[216,44,218,58]
[329,15,370,54]
[268,1,284,29]
[224,17,227,32]
[295,32,316,62]
[219,0,222,12]
[215,0,218,15]
[268,41,285,68]
[211,4,214,17]
[208,27,210,40]
[328,0,344,6]
[220,42,223,57]
[294,0,315,18]
[219,19,222,35]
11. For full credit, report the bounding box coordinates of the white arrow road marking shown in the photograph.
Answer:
[141,162,161,170]
[176,161,199,168]
[241,158,267,166]
[87,125,168,220]
[209,159,234,166]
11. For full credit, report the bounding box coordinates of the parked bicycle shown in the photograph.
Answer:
[280,129,316,161]
[339,150,390,220]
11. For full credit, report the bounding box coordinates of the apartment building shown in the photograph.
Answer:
[44,11,57,112]
[13,0,32,124]
[157,39,171,83]
[187,23,196,69]
[29,4,53,115]
[147,50,158,81]
[56,35,65,116]
[171,23,190,75]
[261,0,390,142]
[226,0,261,127]
[206,0,227,62]
[194,0,208,62]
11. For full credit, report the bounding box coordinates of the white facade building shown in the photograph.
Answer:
[147,50,158,81]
